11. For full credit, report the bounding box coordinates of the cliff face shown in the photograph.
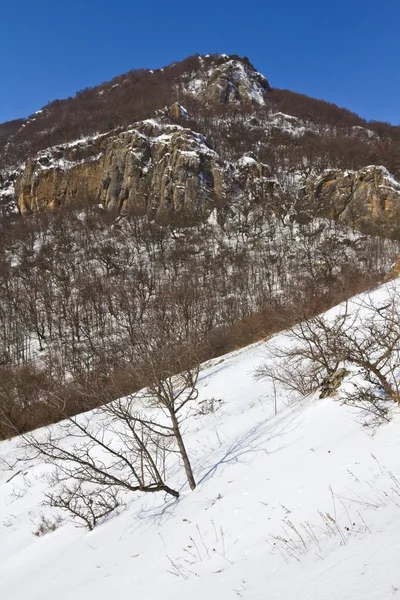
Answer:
[310,166,400,235]
[10,120,223,220]
[98,121,225,220]
[9,117,282,223]
[5,121,400,233]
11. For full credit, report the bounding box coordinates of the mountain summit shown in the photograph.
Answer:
[177,54,270,105]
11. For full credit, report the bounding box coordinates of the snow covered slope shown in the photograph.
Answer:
[1,283,400,600]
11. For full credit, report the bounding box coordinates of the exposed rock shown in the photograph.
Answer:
[234,155,278,210]
[309,166,400,235]
[99,121,225,221]
[2,96,400,233]
[3,113,288,223]
[1,91,297,222]
[5,131,400,233]
[319,368,349,399]
[7,117,227,221]
[183,57,270,105]
[168,102,189,121]
[216,154,281,224]
[14,134,110,214]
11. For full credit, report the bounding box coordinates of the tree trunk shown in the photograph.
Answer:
[170,411,196,490]
[162,484,180,498]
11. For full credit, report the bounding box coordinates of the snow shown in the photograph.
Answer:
[1,281,400,600]
[221,60,266,105]
[267,112,308,137]
[237,155,258,167]
[187,77,204,95]
[174,104,189,119]
[61,133,105,149]
[0,182,15,197]
[207,207,218,226]
[33,151,104,175]
[351,125,377,140]
[380,168,400,191]
[142,118,163,129]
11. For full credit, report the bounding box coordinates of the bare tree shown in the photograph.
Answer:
[255,283,400,422]
[22,391,180,512]
[19,313,201,532]
[45,482,122,530]
[128,324,200,491]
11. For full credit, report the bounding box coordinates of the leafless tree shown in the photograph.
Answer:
[45,482,122,530]
[22,388,180,514]
[255,283,400,423]
[127,323,200,491]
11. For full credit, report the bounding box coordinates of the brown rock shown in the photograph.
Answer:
[12,120,226,223]
[309,166,400,235]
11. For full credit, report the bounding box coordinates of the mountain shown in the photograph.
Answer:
[1,54,400,235]
[1,53,400,439]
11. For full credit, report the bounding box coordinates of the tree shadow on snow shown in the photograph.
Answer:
[134,401,310,527]
[196,406,303,485]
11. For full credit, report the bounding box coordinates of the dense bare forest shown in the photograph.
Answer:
[1,199,398,438]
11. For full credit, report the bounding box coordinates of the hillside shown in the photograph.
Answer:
[1,280,400,600]
[2,53,400,440]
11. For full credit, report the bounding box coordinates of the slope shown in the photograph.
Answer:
[1,280,400,599]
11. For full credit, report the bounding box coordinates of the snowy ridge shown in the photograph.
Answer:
[1,281,400,600]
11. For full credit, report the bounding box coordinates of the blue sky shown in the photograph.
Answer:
[1,0,399,125]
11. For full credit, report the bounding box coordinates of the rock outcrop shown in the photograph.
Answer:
[11,120,225,221]
[6,116,282,223]
[4,127,400,233]
[1,53,400,234]
[180,56,270,106]
[198,58,270,105]
[309,166,400,235]
[99,121,225,221]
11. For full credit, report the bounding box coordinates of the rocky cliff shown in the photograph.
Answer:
[5,114,282,223]
[310,166,400,235]
[3,116,400,235]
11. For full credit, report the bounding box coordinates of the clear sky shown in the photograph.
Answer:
[1,0,399,125]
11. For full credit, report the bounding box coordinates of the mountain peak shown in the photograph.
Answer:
[179,54,270,105]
